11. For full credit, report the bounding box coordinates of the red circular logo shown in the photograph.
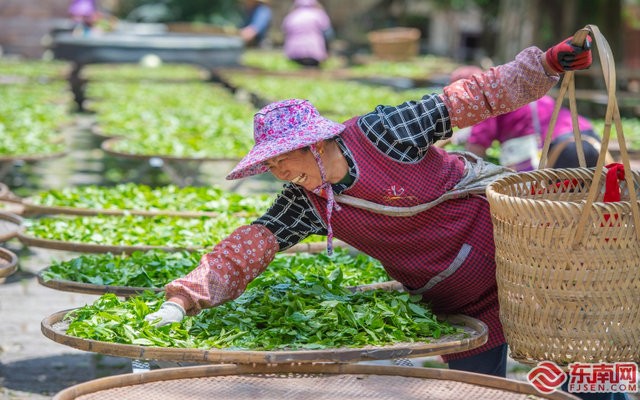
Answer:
[527,361,567,394]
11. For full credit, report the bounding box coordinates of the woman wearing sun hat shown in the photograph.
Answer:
[144,36,595,381]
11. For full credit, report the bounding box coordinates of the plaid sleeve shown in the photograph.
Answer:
[358,93,452,162]
[254,183,327,250]
[441,46,560,128]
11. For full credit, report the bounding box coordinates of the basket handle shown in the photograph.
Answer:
[540,24,640,245]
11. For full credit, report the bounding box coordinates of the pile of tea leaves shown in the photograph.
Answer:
[42,248,388,289]
[63,250,461,350]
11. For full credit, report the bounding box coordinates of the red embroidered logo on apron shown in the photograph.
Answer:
[383,185,417,203]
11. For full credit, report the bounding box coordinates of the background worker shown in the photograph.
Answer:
[239,0,272,47]
[282,0,334,67]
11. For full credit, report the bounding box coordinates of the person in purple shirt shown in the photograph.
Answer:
[450,65,610,171]
[282,0,334,67]
[239,0,272,47]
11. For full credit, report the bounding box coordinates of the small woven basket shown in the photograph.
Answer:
[486,25,640,366]
[367,27,420,61]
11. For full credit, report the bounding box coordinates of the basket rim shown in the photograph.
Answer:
[486,167,640,206]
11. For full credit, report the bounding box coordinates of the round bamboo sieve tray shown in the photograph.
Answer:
[35,251,374,297]
[0,247,19,279]
[17,230,347,255]
[486,25,640,366]
[41,309,487,365]
[52,363,580,400]
[36,274,164,296]
[0,211,23,242]
[101,137,242,162]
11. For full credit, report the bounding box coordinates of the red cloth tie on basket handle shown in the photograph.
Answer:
[603,162,624,230]
[604,163,624,203]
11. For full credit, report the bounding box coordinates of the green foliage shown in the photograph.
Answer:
[23,214,252,248]
[0,84,71,157]
[223,72,442,122]
[41,248,390,289]
[89,81,256,158]
[29,183,273,215]
[591,118,640,148]
[64,256,460,350]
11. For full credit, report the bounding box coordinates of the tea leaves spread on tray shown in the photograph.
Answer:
[65,256,460,350]
[29,183,273,215]
[24,214,251,248]
[41,248,389,289]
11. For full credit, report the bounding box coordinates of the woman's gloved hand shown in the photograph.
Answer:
[545,35,592,73]
[144,301,185,327]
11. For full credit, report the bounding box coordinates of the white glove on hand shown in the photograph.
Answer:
[144,301,185,327]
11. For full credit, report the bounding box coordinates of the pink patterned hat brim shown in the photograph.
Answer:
[226,100,345,180]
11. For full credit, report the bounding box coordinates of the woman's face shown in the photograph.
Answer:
[264,148,322,191]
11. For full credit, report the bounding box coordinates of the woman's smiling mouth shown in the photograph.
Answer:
[291,173,308,184]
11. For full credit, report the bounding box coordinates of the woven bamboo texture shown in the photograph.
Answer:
[52,363,579,400]
[41,310,487,365]
[367,28,420,61]
[0,210,22,242]
[0,247,18,279]
[486,25,640,365]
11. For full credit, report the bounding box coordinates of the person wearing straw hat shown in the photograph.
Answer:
[144,36,598,386]
[448,65,610,172]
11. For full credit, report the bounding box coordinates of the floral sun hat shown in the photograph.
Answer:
[226,99,345,180]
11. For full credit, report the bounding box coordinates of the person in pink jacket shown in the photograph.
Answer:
[450,65,608,171]
[141,36,617,399]
[281,0,333,67]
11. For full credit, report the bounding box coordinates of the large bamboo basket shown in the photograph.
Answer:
[52,363,580,400]
[486,25,640,365]
[367,27,421,61]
